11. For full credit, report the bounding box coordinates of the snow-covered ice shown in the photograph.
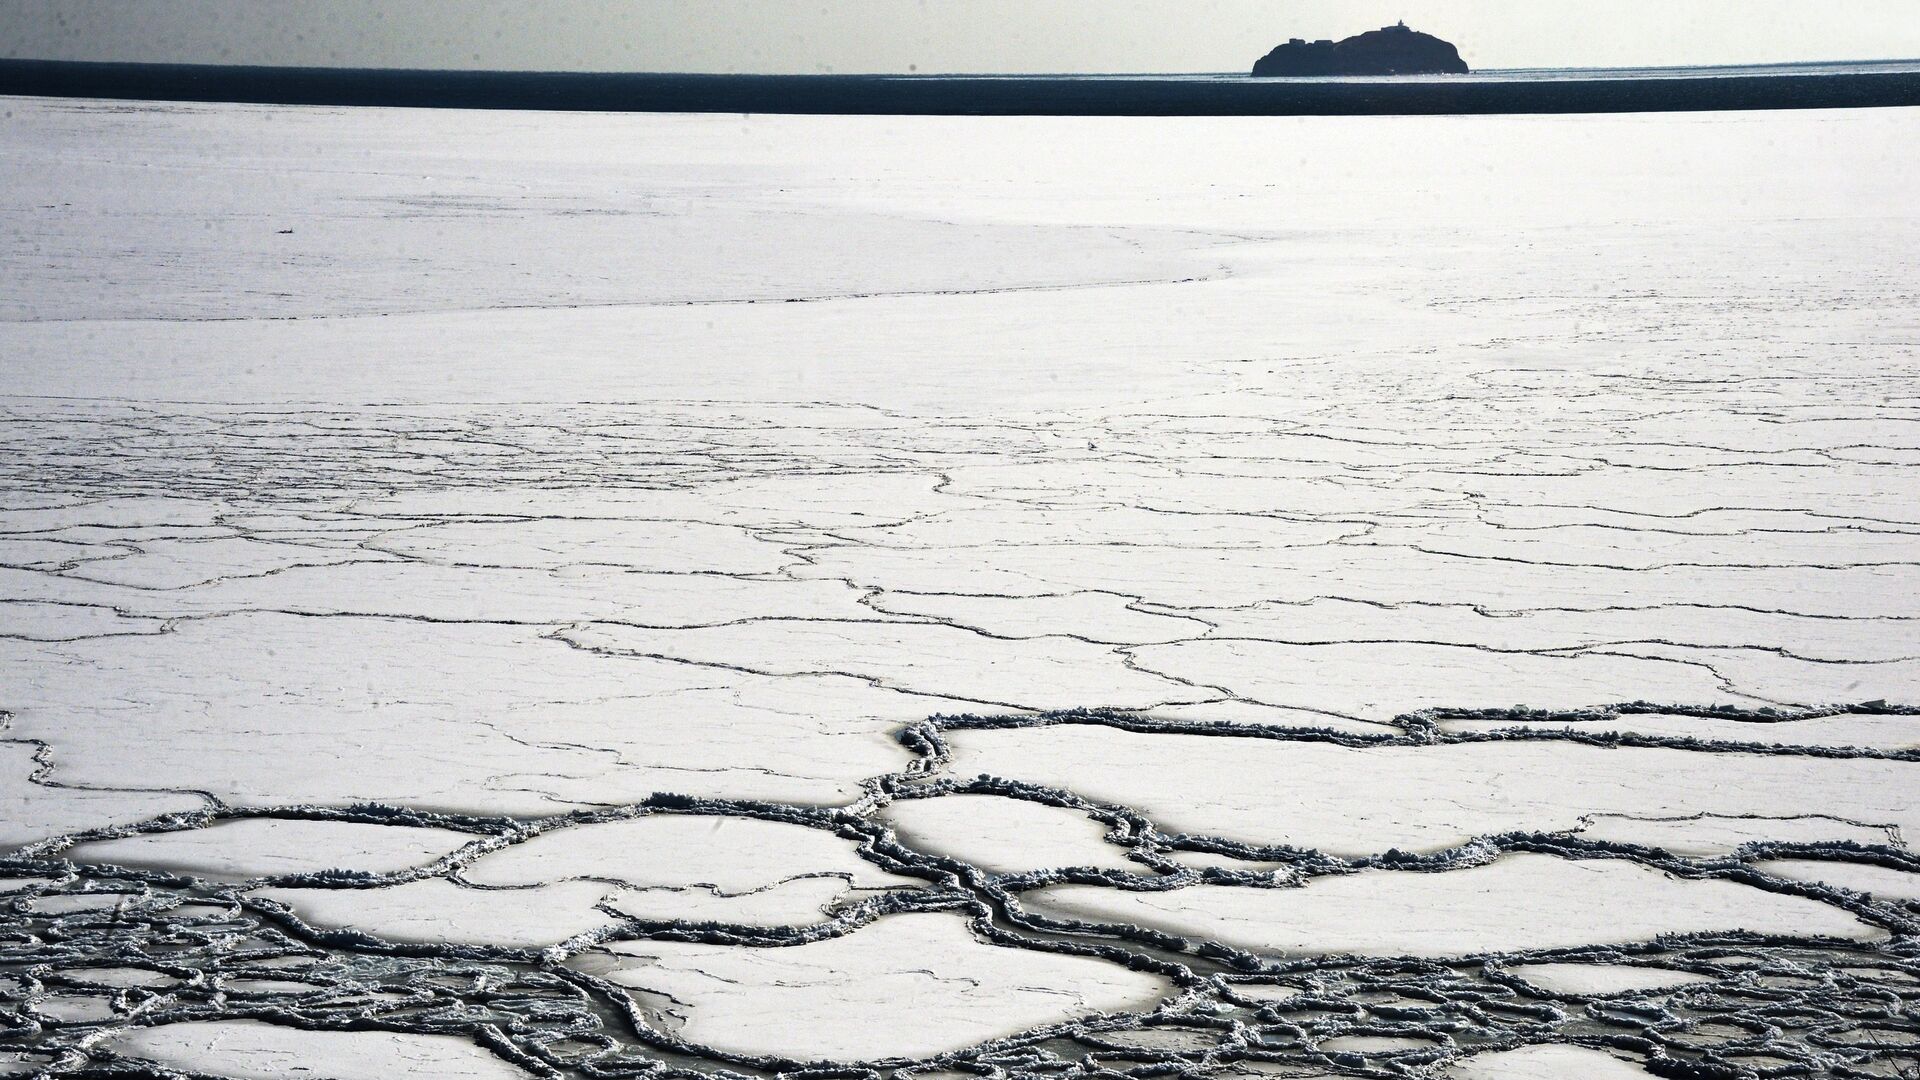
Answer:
[572,911,1173,1061]
[939,723,1917,853]
[2,96,1918,1077]
[1026,853,1883,957]
[67,817,475,881]
[1447,1043,1655,1078]
[107,1021,536,1079]
[1502,962,1717,997]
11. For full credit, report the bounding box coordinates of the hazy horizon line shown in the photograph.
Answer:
[7,55,1920,78]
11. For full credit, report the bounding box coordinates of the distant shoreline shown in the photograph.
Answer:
[4,58,1920,115]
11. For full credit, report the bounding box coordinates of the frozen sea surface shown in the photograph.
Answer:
[1,98,1918,1077]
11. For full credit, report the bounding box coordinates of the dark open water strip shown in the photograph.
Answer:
[4,58,1920,114]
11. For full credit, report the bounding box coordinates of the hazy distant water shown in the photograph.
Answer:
[935,60,1920,82]
[1470,59,1920,79]
[5,56,1919,115]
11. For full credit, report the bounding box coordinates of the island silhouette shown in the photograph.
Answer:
[1253,21,1469,77]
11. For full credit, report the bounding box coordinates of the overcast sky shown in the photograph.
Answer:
[4,1,1919,74]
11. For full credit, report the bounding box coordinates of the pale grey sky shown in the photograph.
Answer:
[3,1,1918,74]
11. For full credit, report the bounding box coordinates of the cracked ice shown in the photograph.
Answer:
[2,99,1919,1078]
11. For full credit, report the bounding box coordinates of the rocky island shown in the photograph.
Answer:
[1253,21,1469,77]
